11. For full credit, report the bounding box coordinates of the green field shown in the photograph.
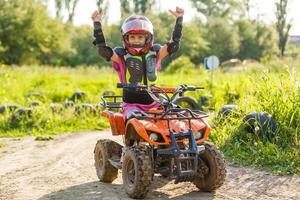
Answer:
[0,58,299,174]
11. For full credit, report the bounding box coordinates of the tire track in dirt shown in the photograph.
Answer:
[0,131,299,200]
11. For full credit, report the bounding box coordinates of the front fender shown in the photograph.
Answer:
[125,118,168,145]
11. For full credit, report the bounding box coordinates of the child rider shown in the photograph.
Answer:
[91,7,184,120]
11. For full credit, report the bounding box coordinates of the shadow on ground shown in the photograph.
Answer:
[38,177,215,200]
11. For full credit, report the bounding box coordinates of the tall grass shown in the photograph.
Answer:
[0,66,116,136]
[160,58,300,174]
[0,59,299,174]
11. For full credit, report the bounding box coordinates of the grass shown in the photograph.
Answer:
[0,143,5,148]
[162,57,300,174]
[0,65,112,137]
[0,57,299,174]
[35,135,54,141]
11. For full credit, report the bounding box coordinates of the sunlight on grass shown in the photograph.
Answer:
[0,58,299,174]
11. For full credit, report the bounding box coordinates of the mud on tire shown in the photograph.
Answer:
[94,139,122,183]
[193,141,226,191]
[122,145,153,199]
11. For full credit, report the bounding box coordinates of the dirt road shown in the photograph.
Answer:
[0,131,299,200]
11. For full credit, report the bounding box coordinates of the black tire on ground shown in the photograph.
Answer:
[174,96,199,110]
[242,112,278,138]
[94,139,121,183]
[122,146,153,199]
[219,104,238,117]
[193,142,226,191]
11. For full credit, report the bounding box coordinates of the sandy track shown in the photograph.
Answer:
[0,131,299,200]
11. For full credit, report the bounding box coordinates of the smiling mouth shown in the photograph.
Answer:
[130,43,144,47]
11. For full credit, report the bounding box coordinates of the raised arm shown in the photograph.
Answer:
[158,7,184,60]
[91,11,120,63]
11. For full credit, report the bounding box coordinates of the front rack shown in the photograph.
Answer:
[100,95,123,109]
[130,108,209,121]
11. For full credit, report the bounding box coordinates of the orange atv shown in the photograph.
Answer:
[94,83,226,198]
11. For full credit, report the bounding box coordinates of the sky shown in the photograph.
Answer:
[47,0,300,35]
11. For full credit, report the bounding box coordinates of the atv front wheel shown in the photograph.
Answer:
[193,142,226,191]
[94,139,121,183]
[122,146,153,199]
[174,96,199,110]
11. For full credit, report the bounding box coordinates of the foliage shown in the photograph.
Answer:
[0,143,5,148]
[0,66,115,137]
[0,0,72,65]
[204,18,240,61]
[160,58,300,174]
[119,0,154,16]
[120,0,131,18]
[0,59,300,174]
[96,0,109,23]
[35,135,54,141]
[165,55,195,74]
[210,71,300,174]
[180,20,209,64]
[275,0,292,56]
[148,12,174,45]
[54,0,79,22]
[235,19,279,59]
[191,0,244,19]
[255,23,279,59]
[0,0,280,67]
[133,0,154,14]
[65,25,104,67]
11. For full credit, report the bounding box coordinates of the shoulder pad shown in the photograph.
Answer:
[152,44,161,53]
[113,47,127,56]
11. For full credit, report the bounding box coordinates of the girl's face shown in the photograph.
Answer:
[127,34,146,46]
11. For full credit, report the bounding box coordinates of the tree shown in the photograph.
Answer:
[120,0,154,17]
[180,20,209,64]
[0,41,5,63]
[96,0,109,23]
[275,0,292,56]
[235,19,257,59]
[120,0,131,18]
[133,0,153,14]
[53,0,79,23]
[65,25,103,66]
[64,0,79,23]
[54,0,64,19]
[0,0,72,65]
[190,0,243,19]
[235,19,278,59]
[243,0,251,19]
[255,22,279,59]
[204,18,240,61]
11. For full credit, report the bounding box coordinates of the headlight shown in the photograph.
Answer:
[146,131,164,142]
[149,133,159,141]
[195,129,205,140]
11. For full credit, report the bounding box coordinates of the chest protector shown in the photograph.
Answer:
[124,50,157,85]
[114,44,161,85]
[114,45,161,105]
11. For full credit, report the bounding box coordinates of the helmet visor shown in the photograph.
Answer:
[122,17,153,35]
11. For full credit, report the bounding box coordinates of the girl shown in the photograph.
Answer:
[91,7,184,120]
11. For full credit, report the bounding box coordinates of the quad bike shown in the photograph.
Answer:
[94,83,226,199]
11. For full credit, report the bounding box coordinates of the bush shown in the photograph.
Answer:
[0,0,72,65]
[165,56,195,74]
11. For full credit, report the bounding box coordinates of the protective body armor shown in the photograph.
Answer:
[124,51,157,85]
[115,44,160,85]
[114,45,161,105]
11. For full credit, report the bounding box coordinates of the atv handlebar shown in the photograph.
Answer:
[116,83,204,107]
[117,83,203,92]
[179,85,204,92]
